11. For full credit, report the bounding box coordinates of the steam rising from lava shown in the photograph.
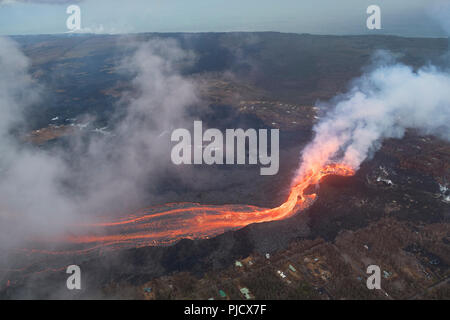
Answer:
[294,52,450,186]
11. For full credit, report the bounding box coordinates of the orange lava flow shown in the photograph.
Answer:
[29,163,354,254]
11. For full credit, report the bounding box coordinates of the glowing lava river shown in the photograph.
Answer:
[23,164,354,255]
[25,163,354,255]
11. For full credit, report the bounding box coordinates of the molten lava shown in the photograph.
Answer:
[33,163,354,253]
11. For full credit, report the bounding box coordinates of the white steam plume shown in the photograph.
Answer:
[0,36,198,250]
[294,52,450,183]
[0,37,77,246]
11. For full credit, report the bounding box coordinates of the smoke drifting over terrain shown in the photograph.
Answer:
[67,39,198,215]
[294,0,449,179]
[0,37,75,246]
[0,37,198,250]
[295,52,450,184]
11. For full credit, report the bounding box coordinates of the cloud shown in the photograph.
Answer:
[430,0,450,35]
[67,38,199,214]
[0,37,77,247]
[293,50,450,185]
[0,36,199,251]
[66,24,122,35]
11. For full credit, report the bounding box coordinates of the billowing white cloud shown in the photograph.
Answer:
[0,36,198,250]
[294,51,450,185]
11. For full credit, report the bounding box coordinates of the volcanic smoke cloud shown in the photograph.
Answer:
[294,52,450,185]
[0,36,198,250]
[1,35,450,253]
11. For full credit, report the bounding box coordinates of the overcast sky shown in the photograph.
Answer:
[0,0,448,37]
